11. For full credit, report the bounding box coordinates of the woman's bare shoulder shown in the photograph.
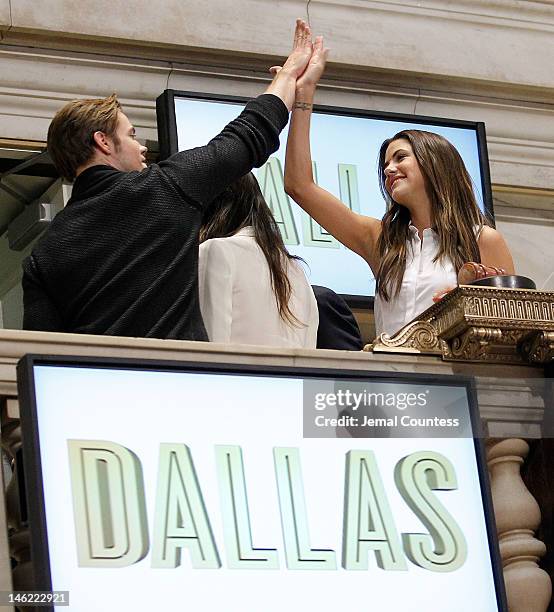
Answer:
[478,225,515,274]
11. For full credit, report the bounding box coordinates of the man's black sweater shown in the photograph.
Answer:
[22,94,288,340]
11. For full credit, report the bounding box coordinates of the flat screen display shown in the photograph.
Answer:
[18,356,506,611]
[157,91,493,305]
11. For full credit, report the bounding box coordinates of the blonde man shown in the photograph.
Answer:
[23,20,315,340]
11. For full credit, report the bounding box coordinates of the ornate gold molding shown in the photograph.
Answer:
[520,331,554,364]
[369,286,554,364]
[366,320,443,355]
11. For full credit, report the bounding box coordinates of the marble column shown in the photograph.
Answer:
[487,438,552,611]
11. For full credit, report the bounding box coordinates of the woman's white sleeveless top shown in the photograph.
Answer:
[373,225,457,337]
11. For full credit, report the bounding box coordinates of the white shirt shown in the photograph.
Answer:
[374,225,457,337]
[198,227,318,348]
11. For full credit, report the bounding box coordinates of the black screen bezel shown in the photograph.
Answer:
[17,352,507,611]
[156,89,495,310]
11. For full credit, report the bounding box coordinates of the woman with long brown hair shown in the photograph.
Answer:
[281,37,514,337]
[198,172,318,347]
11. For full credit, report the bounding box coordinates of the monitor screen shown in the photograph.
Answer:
[157,91,493,306]
[18,355,506,611]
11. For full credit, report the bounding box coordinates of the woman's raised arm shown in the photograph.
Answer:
[282,37,381,273]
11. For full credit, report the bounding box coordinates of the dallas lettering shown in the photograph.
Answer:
[67,441,467,572]
[258,157,360,247]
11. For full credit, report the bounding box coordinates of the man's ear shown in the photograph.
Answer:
[92,130,112,155]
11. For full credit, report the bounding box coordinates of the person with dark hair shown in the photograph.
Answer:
[198,172,318,347]
[22,20,317,340]
[281,37,515,337]
[311,285,363,350]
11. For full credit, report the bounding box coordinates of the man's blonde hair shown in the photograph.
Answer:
[47,94,121,181]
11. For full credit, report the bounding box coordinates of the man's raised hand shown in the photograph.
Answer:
[265,19,314,110]
[269,31,329,93]
[296,35,329,90]
[280,19,314,79]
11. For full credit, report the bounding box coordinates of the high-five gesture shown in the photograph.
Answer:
[283,28,381,273]
[265,19,314,110]
[282,19,314,79]
[297,35,329,91]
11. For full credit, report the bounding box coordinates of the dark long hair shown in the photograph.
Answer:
[200,172,304,326]
[376,129,487,301]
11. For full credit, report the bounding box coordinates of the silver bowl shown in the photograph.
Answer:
[470,275,536,290]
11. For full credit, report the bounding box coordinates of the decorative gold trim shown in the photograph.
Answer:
[429,286,554,364]
[493,184,554,198]
[520,331,554,365]
[365,286,554,365]
[367,320,443,354]
[0,138,45,151]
